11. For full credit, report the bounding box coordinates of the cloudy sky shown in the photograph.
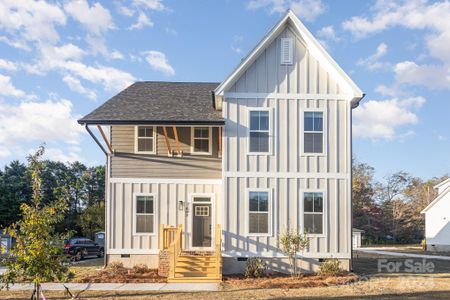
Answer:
[0,0,449,180]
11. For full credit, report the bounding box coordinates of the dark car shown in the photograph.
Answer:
[63,237,104,261]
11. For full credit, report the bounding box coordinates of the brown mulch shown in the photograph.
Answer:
[222,272,359,289]
[74,267,167,283]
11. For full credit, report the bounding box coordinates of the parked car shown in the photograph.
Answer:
[63,237,104,261]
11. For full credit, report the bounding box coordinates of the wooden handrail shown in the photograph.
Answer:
[160,225,178,250]
[215,224,222,279]
[168,224,183,279]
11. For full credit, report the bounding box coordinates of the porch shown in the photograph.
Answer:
[159,224,222,283]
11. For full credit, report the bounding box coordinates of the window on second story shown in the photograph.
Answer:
[249,110,270,154]
[304,112,323,154]
[191,127,211,155]
[135,126,156,154]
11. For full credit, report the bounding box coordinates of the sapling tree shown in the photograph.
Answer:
[0,146,71,299]
[279,229,309,276]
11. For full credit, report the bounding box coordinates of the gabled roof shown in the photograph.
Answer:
[434,178,450,190]
[421,183,450,214]
[215,10,364,105]
[78,82,224,125]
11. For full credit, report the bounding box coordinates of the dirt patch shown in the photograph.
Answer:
[222,272,359,289]
[74,266,166,283]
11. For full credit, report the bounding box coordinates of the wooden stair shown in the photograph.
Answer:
[168,253,222,283]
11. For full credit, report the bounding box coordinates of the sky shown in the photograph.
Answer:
[0,0,449,181]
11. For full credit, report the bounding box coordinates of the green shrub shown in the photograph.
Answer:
[318,258,343,276]
[107,261,124,271]
[245,257,266,278]
[133,264,149,274]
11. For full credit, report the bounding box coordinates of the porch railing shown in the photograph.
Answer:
[159,224,179,250]
[215,224,222,279]
[168,224,183,279]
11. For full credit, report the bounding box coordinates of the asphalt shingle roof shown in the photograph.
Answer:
[78,81,224,125]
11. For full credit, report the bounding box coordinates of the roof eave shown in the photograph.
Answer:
[77,119,226,126]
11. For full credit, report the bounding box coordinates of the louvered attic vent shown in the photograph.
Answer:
[280,38,293,65]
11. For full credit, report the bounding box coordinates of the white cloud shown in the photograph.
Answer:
[247,0,325,22]
[231,46,242,54]
[0,36,31,51]
[353,96,425,140]
[0,99,83,157]
[44,147,83,163]
[0,0,66,43]
[133,0,167,11]
[117,5,135,17]
[317,25,338,41]
[0,74,25,98]
[143,50,175,76]
[231,35,244,54]
[62,74,96,100]
[110,50,124,60]
[0,59,17,71]
[129,12,154,30]
[357,42,389,70]
[394,61,450,90]
[64,0,114,35]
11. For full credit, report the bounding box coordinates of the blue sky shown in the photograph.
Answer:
[0,0,449,181]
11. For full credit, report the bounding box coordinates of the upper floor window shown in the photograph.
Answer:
[191,127,212,155]
[134,194,156,235]
[303,192,324,235]
[248,110,271,154]
[304,112,323,154]
[135,126,156,154]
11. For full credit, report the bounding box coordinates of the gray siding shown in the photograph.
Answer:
[222,23,352,258]
[110,126,222,178]
[107,180,222,251]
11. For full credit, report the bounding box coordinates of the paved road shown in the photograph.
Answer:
[357,248,450,261]
[6,282,219,291]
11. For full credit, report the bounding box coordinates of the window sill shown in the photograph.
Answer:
[134,151,157,155]
[306,234,326,238]
[246,233,272,237]
[132,233,156,236]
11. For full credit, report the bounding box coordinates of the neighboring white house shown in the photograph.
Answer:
[352,228,364,249]
[421,178,450,252]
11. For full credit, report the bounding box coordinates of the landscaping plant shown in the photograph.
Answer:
[0,146,72,300]
[318,258,343,276]
[279,230,309,276]
[245,257,267,278]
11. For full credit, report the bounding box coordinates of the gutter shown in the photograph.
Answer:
[351,93,366,109]
[77,119,225,126]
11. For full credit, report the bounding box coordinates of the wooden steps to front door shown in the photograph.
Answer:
[168,254,222,283]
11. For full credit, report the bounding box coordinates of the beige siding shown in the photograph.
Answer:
[107,180,222,251]
[222,23,352,258]
[110,126,222,178]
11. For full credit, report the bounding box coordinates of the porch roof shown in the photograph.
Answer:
[78,81,224,125]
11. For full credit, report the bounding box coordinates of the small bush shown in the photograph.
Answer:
[245,257,266,278]
[107,261,124,271]
[133,264,149,274]
[318,258,343,276]
[421,239,427,251]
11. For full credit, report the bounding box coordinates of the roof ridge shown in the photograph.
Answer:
[135,81,220,84]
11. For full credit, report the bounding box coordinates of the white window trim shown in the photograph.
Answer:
[190,127,213,155]
[247,108,273,156]
[300,108,327,157]
[187,193,216,250]
[134,126,157,154]
[133,192,157,236]
[301,190,327,238]
[245,188,273,237]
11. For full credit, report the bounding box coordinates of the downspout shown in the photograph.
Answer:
[349,93,365,272]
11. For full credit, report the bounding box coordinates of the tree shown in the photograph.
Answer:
[79,202,105,239]
[0,146,71,299]
[279,230,309,276]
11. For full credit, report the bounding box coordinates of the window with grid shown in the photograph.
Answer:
[248,191,269,234]
[136,126,155,153]
[135,195,154,234]
[304,112,323,153]
[249,110,270,153]
[192,127,210,154]
[304,192,324,234]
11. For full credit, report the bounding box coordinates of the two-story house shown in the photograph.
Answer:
[78,10,364,282]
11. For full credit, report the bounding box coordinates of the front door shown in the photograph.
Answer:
[192,203,212,247]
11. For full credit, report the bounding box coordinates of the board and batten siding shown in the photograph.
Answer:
[107,180,222,253]
[110,125,221,179]
[221,23,352,258]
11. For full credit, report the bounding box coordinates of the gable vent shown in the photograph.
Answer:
[280,38,293,65]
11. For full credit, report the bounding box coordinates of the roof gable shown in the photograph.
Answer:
[421,185,450,214]
[215,10,363,103]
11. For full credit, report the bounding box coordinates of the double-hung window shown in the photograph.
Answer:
[191,127,211,154]
[249,110,270,153]
[303,192,324,235]
[135,126,156,154]
[304,112,323,153]
[134,194,155,235]
[248,190,270,235]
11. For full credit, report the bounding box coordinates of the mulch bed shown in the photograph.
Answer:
[222,272,359,289]
[74,267,166,283]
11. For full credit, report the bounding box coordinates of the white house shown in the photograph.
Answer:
[421,178,450,252]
